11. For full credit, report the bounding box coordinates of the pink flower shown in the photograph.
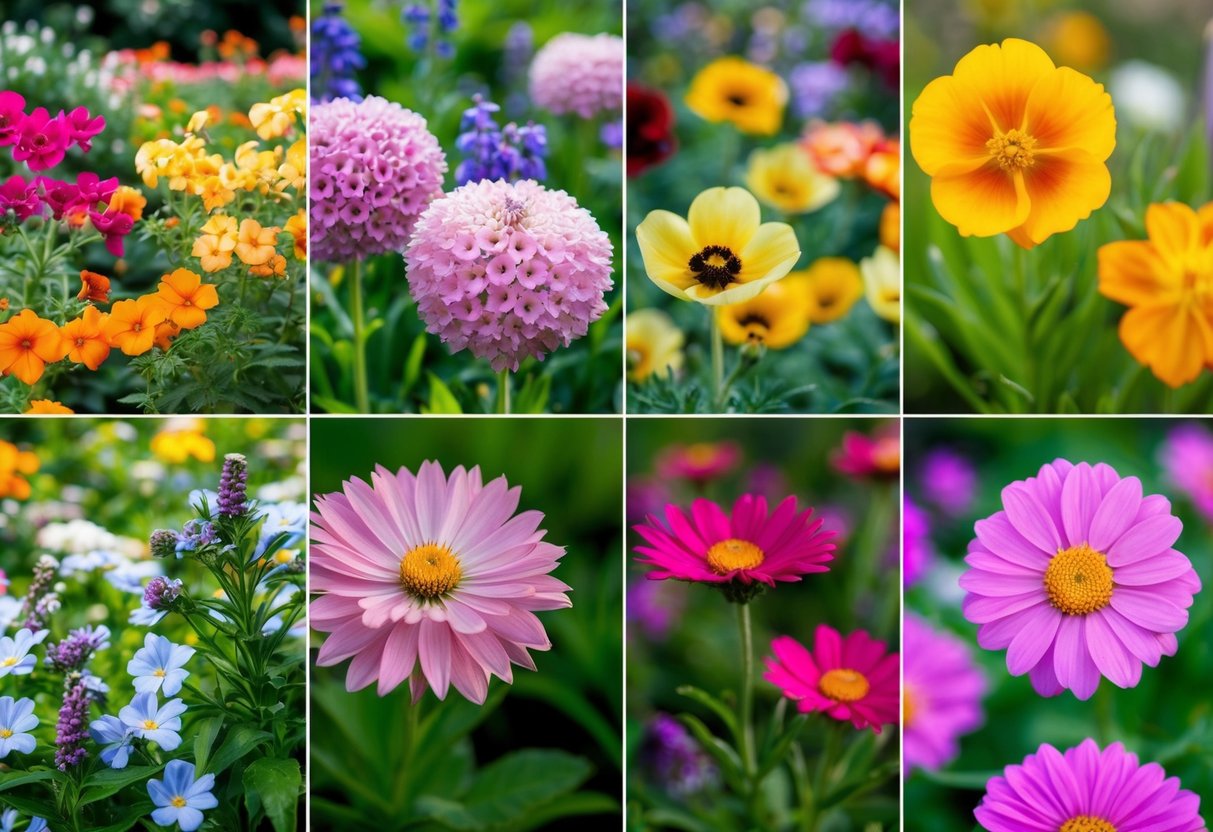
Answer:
[0,175,42,221]
[529,33,623,119]
[903,614,985,773]
[903,496,933,587]
[655,441,741,483]
[37,178,83,219]
[961,459,1201,701]
[764,625,899,733]
[832,423,899,480]
[0,92,26,147]
[633,494,834,601]
[310,461,572,703]
[13,107,69,171]
[975,739,1205,832]
[89,210,134,257]
[1160,422,1213,522]
[919,448,977,516]
[64,107,105,152]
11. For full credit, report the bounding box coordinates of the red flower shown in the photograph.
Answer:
[627,83,677,177]
[830,29,899,89]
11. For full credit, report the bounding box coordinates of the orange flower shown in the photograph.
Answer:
[103,296,168,356]
[165,217,181,229]
[192,233,236,272]
[61,306,112,370]
[154,319,181,350]
[864,139,900,200]
[235,218,280,266]
[107,186,146,222]
[155,268,219,329]
[285,210,306,260]
[880,202,900,253]
[249,254,287,278]
[26,400,73,414]
[801,120,885,177]
[0,298,10,311]
[78,270,111,303]
[0,440,39,500]
[0,309,69,385]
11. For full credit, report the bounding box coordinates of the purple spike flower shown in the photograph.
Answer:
[55,675,91,770]
[217,453,249,517]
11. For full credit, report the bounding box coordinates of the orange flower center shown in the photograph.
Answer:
[19,339,30,349]
[706,538,764,574]
[987,128,1037,171]
[818,668,870,702]
[133,323,143,332]
[75,338,85,347]
[1060,817,1117,832]
[689,245,742,291]
[399,542,462,599]
[902,686,917,727]
[1044,543,1114,615]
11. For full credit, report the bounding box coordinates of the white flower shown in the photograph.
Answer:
[1108,61,1186,133]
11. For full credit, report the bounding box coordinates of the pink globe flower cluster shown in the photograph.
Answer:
[310,95,447,263]
[0,92,104,171]
[404,178,613,372]
[528,33,624,119]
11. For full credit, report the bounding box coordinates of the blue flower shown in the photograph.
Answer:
[254,501,307,558]
[148,760,217,832]
[0,629,48,677]
[454,95,549,186]
[0,808,15,832]
[105,560,162,593]
[129,600,167,628]
[118,692,187,751]
[312,2,365,102]
[128,634,195,697]
[27,819,48,832]
[175,520,217,556]
[88,714,133,769]
[0,696,38,759]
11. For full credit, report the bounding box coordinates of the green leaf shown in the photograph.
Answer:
[421,372,463,414]
[499,790,619,831]
[80,765,165,806]
[458,749,593,827]
[206,725,273,776]
[193,716,224,774]
[676,685,738,742]
[243,757,301,832]
[0,769,57,792]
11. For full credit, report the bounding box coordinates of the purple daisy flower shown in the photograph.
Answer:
[903,496,932,587]
[903,614,985,773]
[920,447,977,517]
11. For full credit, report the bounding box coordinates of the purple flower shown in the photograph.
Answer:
[55,676,91,770]
[920,448,977,517]
[150,529,179,559]
[217,453,249,517]
[88,209,134,257]
[143,577,183,611]
[19,555,58,632]
[454,96,549,186]
[44,626,110,673]
[903,496,932,587]
[1160,422,1213,522]
[804,0,899,38]
[789,62,850,118]
[175,520,217,555]
[643,713,718,796]
[626,579,686,641]
[903,614,985,772]
[311,2,365,102]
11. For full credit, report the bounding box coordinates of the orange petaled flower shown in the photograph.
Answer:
[0,299,8,311]
[0,309,69,385]
[249,254,288,278]
[192,233,237,272]
[165,217,181,229]
[78,270,111,303]
[154,320,181,351]
[107,186,147,222]
[235,218,281,266]
[285,210,306,260]
[61,306,112,371]
[864,139,900,200]
[103,296,168,356]
[155,268,219,330]
[26,400,73,414]
[1098,202,1213,388]
[910,38,1116,249]
[0,439,39,500]
[880,202,900,253]
[801,120,885,178]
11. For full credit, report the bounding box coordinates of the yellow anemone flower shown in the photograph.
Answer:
[685,57,787,136]
[909,38,1115,249]
[716,279,810,349]
[1098,202,1213,388]
[860,246,900,324]
[745,144,840,215]
[635,187,800,306]
[793,258,864,324]
[626,309,685,382]
[26,400,73,414]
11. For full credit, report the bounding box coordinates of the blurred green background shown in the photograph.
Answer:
[905,418,1213,829]
[309,417,623,829]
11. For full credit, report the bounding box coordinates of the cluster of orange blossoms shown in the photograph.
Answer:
[800,120,900,255]
[0,440,39,499]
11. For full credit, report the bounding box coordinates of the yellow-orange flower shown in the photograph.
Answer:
[685,57,787,136]
[910,38,1116,249]
[716,279,811,349]
[0,440,39,500]
[626,309,685,382]
[277,139,305,191]
[0,309,69,385]
[103,296,168,356]
[1042,11,1111,73]
[61,306,111,370]
[154,269,219,330]
[151,423,216,463]
[107,186,147,222]
[235,218,281,266]
[249,254,288,279]
[1098,202,1213,388]
[285,210,306,260]
[864,139,900,200]
[154,320,181,351]
[78,270,111,303]
[249,89,306,140]
[745,144,839,215]
[880,202,900,253]
[26,400,73,414]
[192,233,236,272]
[792,258,865,324]
[636,187,800,306]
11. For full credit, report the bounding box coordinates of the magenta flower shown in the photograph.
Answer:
[0,175,42,221]
[405,179,614,372]
[0,92,26,147]
[38,178,83,219]
[961,459,1201,700]
[654,441,741,484]
[13,107,69,171]
[529,33,623,119]
[764,625,899,733]
[975,739,1205,832]
[832,424,899,480]
[903,614,985,773]
[920,448,977,516]
[89,210,134,257]
[310,461,571,703]
[903,496,933,587]
[64,107,105,152]
[1160,422,1213,522]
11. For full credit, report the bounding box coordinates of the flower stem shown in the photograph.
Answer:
[349,259,370,412]
[497,368,511,414]
[710,308,725,408]
[736,602,756,776]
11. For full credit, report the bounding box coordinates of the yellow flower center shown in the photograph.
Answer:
[818,668,870,702]
[399,543,463,599]
[0,729,12,739]
[873,438,901,472]
[154,669,166,677]
[143,719,159,730]
[171,796,188,808]
[705,538,764,574]
[1060,816,1117,832]
[987,128,1037,170]
[1044,543,1114,615]
[903,686,917,728]
[689,245,742,290]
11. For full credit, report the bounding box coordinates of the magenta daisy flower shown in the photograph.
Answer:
[961,459,1201,701]
[633,494,835,602]
[831,424,899,480]
[310,461,572,703]
[654,441,741,483]
[975,739,1206,832]
[903,613,986,773]
[763,625,899,733]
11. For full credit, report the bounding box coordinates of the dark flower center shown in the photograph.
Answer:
[689,245,741,290]
[727,93,748,107]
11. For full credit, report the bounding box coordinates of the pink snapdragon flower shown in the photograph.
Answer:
[13,107,69,171]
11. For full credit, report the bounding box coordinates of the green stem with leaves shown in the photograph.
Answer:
[736,602,756,777]
[349,259,370,412]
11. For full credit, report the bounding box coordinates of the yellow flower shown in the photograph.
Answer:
[794,258,865,324]
[151,422,216,464]
[277,139,305,191]
[1042,11,1110,73]
[685,57,787,136]
[185,109,210,134]
[909,38,1115,249]
[626,309,685,382]
[635,187,800,306]
[235,218,281,266]
[716,279,811,349]
[192,233,237,272]
[285,210,306,260]
[1098,202,1213,388]
[26,400,73,414]
[249,89,306,140]
[880,202,900,253]
[744,144,840,215]
[860,246,900,324]
[195,176,235,212]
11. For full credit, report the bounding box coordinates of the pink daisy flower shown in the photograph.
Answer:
[831,424,899,480]
[654,441,741,483]
[633,494,835,602]
[903,613,986,773]
[763,625,899,733]
[1160,423,1213,523]
[975,739,1206,832]
[310,461,572,703]
[961,459,1201,701]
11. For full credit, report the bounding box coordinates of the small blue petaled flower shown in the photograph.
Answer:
[175,520,217,556]
[28,819,49,832]
[119,692,187,751]
[0,696,38,759]
[88,714,133,769]
[128,634,195,697]
[0,628,48,677]
[0,808,15,832]
[148,760,217,832]
[254,501,308,558]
